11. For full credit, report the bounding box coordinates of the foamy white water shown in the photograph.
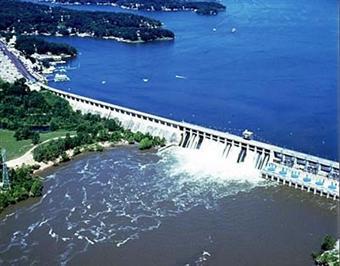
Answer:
[0,147,270,265]
[160,143,265,186]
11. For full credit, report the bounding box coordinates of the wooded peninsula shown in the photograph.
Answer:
[0,0,175,43]
[52,0,226,15]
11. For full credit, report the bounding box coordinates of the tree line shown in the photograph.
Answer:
[0,0,174,42]
[0,78,166,149]
[54,0,226,15]
[0,165,43,213]
[15,35,77,57]
[0,78,166,213]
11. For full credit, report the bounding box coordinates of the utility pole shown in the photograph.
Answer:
[1,148,10,189]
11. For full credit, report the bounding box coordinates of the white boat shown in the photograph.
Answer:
[143,78,149,82]
[231,27,237,33]
[54,73,70,82]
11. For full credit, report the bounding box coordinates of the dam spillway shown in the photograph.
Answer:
[40,84,339,200]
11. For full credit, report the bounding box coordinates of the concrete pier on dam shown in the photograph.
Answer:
[40,84,339,200]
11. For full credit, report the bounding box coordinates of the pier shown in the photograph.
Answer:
[40,83,339,200]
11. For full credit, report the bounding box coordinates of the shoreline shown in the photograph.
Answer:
[10,31,174,44]
[0,142,158,215]
[0,32,174,83]
[7,140,128,174]
[46,1,225,15]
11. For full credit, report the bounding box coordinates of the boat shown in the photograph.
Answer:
[231,27,237,33]
[54,73,70,82]
[143,78,149,82]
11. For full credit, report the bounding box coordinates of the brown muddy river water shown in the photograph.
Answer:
[0,146,337,265]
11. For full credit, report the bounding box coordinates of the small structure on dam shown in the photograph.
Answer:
[40,84,339,200]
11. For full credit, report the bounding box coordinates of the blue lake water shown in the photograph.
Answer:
[39,0,337,160]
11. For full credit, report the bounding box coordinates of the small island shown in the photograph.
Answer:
[51,0,226,16]
[0,0,175,43]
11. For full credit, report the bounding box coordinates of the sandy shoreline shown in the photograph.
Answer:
[7,140,128,174]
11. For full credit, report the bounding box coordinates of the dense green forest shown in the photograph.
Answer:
[0,78,165,212]
[0,78,165,149]
[0,0,174,42]
[15,35,77,57]
[0,165,43,213]
[53,0,226,15]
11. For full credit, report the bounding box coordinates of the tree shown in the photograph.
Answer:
[98,129,110,141]
[134,131,145,142]
[64,133,73,150]
[127,135,135,144]
[321,235,336,251]
[31,132,40,145]
[30,179,43,197]
[139,137,153,150]
[61,151,70,162]
[14,126,33,140]
[49,118,59,131]
[104,119,121,131]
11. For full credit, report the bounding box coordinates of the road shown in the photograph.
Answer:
[0,40,36,82]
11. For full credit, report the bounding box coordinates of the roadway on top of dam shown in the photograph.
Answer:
[40,83,339,170]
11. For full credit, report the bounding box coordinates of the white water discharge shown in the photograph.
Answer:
[0,147,268,265]
[161,144,263,185]
[242,150,257,169]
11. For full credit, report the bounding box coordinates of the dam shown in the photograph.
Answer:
[39,83,339,200]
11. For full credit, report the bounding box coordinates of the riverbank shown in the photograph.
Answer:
[0,139,162,215]
[7,139,127,174]
[313,238,340,266]
[0,144,337,265]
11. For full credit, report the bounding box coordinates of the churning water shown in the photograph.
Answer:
[0,147,337,265]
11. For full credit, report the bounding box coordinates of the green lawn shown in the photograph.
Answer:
[0,129,75,160]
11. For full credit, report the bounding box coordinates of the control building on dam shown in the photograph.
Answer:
[40,84,339,200]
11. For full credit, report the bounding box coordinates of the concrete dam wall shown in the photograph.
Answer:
[41,84,339,199]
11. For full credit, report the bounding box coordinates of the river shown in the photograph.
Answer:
[0,146,337,265]
[0,0,338,265]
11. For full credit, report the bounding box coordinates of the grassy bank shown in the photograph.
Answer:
[0,129,75,160]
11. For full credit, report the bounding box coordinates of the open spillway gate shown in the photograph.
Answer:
[179,130,270,170]
[40,84,339,200]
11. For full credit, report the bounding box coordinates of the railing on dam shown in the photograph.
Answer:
[39,83,339,199]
